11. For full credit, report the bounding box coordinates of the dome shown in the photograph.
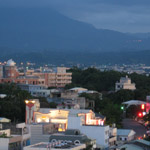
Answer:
[6,59,16,66]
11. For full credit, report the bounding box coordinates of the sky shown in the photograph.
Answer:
[0,0,150,33]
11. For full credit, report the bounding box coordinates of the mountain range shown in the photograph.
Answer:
[0,7,150,52]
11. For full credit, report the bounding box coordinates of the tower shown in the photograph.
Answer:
[4,59,19,78]
[25,99,40,124]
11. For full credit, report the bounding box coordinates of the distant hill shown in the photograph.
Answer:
[0,7,150,52]
[1,49,150,65]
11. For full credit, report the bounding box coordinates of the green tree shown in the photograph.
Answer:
[0,83,32,122]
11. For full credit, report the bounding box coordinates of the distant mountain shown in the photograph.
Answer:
[0,7,150,52]
[1,50,150,66]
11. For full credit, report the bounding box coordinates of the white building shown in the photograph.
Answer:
[115,76,136,91]
[68,116,109,148]
[18,84,51,97]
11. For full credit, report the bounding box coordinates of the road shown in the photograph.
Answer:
[122,118,147,138]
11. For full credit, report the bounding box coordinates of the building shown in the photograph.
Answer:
[117,140,150,150]
[57,97,95,110]
[0,122,30,150]
[67,111,109,148]
[18,84,50,97]
[115,76,136,91]
[49,129,96,149]
[60,88,101,110]
[0,60,72,88]
[0,60,45,86]
[117,129,136,142]
[25,99,110,148]
[32,67,72,88]
[23,142,86,150]
[3,59,19,78]
[109,127,117,147]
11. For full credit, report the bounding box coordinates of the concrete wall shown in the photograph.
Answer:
[30,125,50,145]
[0,138,9,150]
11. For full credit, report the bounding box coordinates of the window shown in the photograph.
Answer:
[74,140,80,145]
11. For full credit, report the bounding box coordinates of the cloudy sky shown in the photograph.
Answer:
[0,0,150,33]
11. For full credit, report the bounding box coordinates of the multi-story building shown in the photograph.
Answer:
[32,67,72,88]
[115,76,136,91]
[60,88,99,110]
[0,122,30,150]
[0,60,72,88]
[0,60,45,86]
[18,84,51,97]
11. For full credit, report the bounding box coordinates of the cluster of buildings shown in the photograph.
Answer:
[97,64,150,75]
[17,85,101,111]
[1,98,150,150]
[1,60,150,150]
[0,59,72,88]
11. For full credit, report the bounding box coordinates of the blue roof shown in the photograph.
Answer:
[117,129,135,136]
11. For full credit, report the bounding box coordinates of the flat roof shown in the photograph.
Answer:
[135,139,150,146]
[24,142,86,150]
[119,144,143,150]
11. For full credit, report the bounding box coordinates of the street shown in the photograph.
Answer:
[122,118,147,138]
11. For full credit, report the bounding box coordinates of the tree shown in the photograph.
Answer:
[0,83,32,122]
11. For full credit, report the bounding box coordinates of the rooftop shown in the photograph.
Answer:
[119,144,143,150]
[117,129,136,136]
[134,139,150,146]
[24,142,86,150]
[0,117,11,123]
[38,108,92,116]
[6,59,15,66]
